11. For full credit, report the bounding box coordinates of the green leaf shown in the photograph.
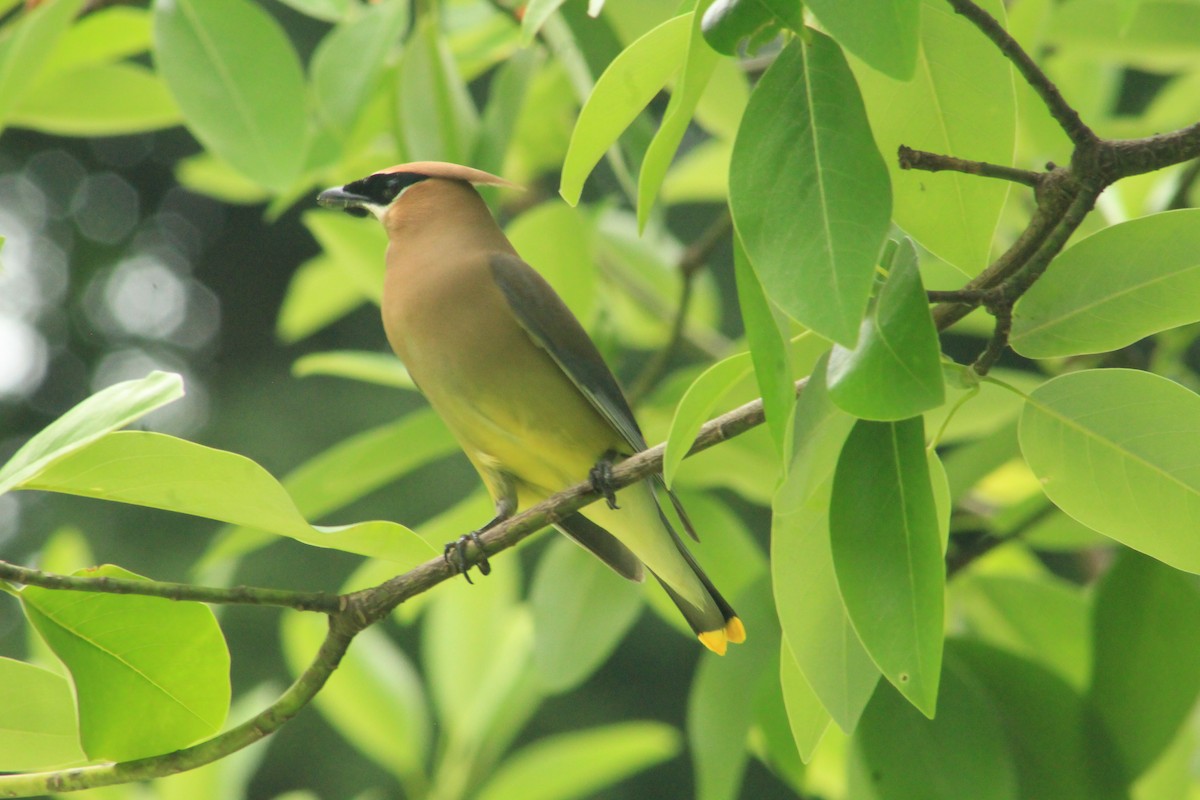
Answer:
[733,230,794,457]
[22,565,229,762]
[855,656,1018,800]
[954,573,1090,690]
[1019,369,1200,573]
[731,33,891,345]
[0,657,86,770]
[662,351,752,487]
[520,0,569,45]
[505,202,597,324]
[530,537,643,695]
[276,255,368,343]
[827,238,945,420]
[1088,549,1200,780]
[21,431,435,565]
[831,417,944,716]
[292,350,417,391]
[475,722,680,800]
[310,0,408,140]
[0,0,85,129]
[773,358,880,733]
[779,639,832,763]
[276,0,349,21]
[850,0,1015,274]
[688,580,777,800]
[302,210,388,303]
[38,6,151,76]
[953,640,1127,800]
[0,371,183,496]
[560,14,692,205]
[153,0,308,193]
[700,0,801,55]
[1011,210,1200,358]
[396,15,478,162]
[176,151,272,206]
[808,0,919,80]
[637,9,718,230]
[472,47,542,175]
[282,613,429,781]
[11,62,180,136]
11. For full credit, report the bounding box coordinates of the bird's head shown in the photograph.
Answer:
[316,162,518,223]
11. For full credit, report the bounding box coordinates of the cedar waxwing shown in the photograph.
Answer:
[317,162,744,655]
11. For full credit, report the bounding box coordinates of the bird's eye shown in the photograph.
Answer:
[345,207,370,218]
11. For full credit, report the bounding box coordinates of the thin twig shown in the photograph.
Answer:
[945,0,1097,148]
[0,561,341,612]
[899,145,1043,188]
[971,301,1014,375]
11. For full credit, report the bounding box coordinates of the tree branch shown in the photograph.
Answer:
[0,562,341,613]
[898,145,1043,188]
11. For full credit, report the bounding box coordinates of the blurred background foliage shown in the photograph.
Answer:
[2,0,1200,798]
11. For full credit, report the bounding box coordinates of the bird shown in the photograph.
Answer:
[316,161,744,655]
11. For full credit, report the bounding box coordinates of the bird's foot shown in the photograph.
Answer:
[443,530,492,584]
[589,455,620,510]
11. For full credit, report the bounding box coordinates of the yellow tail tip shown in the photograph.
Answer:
[698,629,728,655]
[725,617,746,644]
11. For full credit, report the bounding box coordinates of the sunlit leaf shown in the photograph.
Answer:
[22,565,229,762]
[807,0,920,79]
[154,0,308,193]
[396,15,479,162]
[0,371,183,496]
[0,0,85,129]
[0,657,86,771]
[276,255,368,343]
[779,639,832,763]
[1011,210,1200,357]
[1019,369,1200,573]
[663,350,752,488]
[21,431,435,565]
[731,33,891,345]
[850,0,1015,274]
[11,62,180,136]
[292,350,418,391]
[560,14,692,205]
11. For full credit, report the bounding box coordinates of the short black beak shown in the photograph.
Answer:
[316,186,367,209]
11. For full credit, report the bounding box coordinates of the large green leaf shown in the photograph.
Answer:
[0,0,85,128]
[276,255,367,343]
[851,0,1015,274]
[807,0,920,79]
[396,15,478,162]
[291,350,417,391]
[153,0,308,193]
[38,6,151,76]
[560,14,692,205]
[1011,210,1200,357]
[662,350,752,487]
[773,360,880,733]
[474,722,680,800]
[831,417,944,716]
[0,657,86,771]
[310,0,408,140]
[0,371,183,496]
[1019,369,1200,573]
[953,640,1127,800]
[855,657,1018,800]
[21,431,435,565]
[22,565,229,762]
[827,238,944,420]
[282,613,429,782]
[637,9,718,229]
[1088,549,1200,780]
[530,537,642,695]
[11,62,180,136]
[731,33,891,345]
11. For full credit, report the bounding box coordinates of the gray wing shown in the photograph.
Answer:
[490,252,700,542]
[489,252,646,451]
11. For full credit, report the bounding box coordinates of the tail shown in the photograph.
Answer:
[581,481,746,655]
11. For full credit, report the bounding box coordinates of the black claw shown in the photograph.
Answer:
[443,531,491,584]
[589,456,620,510]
